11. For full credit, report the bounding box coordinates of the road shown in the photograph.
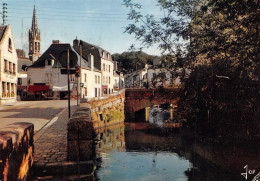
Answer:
[0,100,77,133]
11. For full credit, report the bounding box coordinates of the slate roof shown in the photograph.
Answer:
[0,25,7,41]
[30,43,72,67]
[73,39,113,71]
[29,43,100,72]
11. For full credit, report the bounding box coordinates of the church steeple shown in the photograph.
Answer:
[29,5,41,62]
[31,5,38,30]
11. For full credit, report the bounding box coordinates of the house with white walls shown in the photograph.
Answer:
[124,64,151,88]
[0,25,18,105]
[73,39,124,96]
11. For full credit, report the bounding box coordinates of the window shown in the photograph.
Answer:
[103,63,105,71]
[18,78,22,85]
[109,65,110,72]
[98,88,100,96]
[7,82,10,97]
[9,62,12,73]
[98,76,100,84]
[11,83,15,97]
[38,42,40,52]
[84,74,87,82]
[95,75,97,84]
[95,88,98,97]
[13,64,16,74]
[35,42,37,51]
[47,60,51,65]
[8,38,12,51]
[84,87,87,97]
[2,82,6,97]
[4,60,8,72]
[109,77,110,84]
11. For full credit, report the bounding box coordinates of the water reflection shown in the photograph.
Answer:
[94,123,256,181]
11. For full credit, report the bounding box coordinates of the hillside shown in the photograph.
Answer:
[112,51,155,74]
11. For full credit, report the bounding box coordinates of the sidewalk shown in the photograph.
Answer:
[33,105,78,165]
[32,104,95,180]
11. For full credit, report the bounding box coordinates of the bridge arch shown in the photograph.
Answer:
[125,88,179,121]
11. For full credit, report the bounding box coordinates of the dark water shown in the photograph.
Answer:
[94,123,259,181]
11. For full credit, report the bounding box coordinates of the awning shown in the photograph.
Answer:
[27,85,50,92]
[53,84,74,91]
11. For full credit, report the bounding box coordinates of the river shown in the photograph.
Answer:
[94,122,259,181]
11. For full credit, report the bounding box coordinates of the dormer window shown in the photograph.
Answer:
[8,38,12,52]
[46,59,53,66]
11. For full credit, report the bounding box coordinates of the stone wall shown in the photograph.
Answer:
[67,89,125,163]
[0,122,34,181]
[86,89,125,128]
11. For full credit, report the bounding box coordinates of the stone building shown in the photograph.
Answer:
[27,42,80,99]
[29,6,41,62]
[0,25,18,105]
[73,39,124,96]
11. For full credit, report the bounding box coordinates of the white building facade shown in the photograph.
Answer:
[73,39,124,96]
[0,25,18,105]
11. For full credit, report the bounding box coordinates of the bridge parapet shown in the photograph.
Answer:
[125,88,179,121]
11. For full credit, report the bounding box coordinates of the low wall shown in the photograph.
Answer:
[0,122,34,181]
[87,89,125,128]
[67,89,125,163]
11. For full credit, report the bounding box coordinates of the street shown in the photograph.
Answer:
[0,100,77,133]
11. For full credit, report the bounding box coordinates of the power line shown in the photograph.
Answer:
[8,11,128,19]
[7,15,127,23]
[7,3,116,12]
[7,6,128,16]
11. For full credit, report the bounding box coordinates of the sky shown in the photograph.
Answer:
[5,0,164,56]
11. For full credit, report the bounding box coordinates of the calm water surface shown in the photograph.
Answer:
[94,123,258,181]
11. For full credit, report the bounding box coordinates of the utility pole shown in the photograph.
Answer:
[1,3,7,25]
[79,41,82,100]
[67,49,71,118]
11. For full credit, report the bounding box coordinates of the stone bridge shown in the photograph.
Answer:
[125,88,179,121]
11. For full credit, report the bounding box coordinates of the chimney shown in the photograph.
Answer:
[88,54,94,71]
[52,40,60,44]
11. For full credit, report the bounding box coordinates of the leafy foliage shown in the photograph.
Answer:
[112,51,154,74]
[124,0,260,142]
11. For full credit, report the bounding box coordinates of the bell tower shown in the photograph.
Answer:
[29,5,41,62]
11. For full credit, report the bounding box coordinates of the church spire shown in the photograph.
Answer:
[31,5,38,29]
[29,5,41,62]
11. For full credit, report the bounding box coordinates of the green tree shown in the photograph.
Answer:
[124,0,260,142]
[112,50,154,74]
